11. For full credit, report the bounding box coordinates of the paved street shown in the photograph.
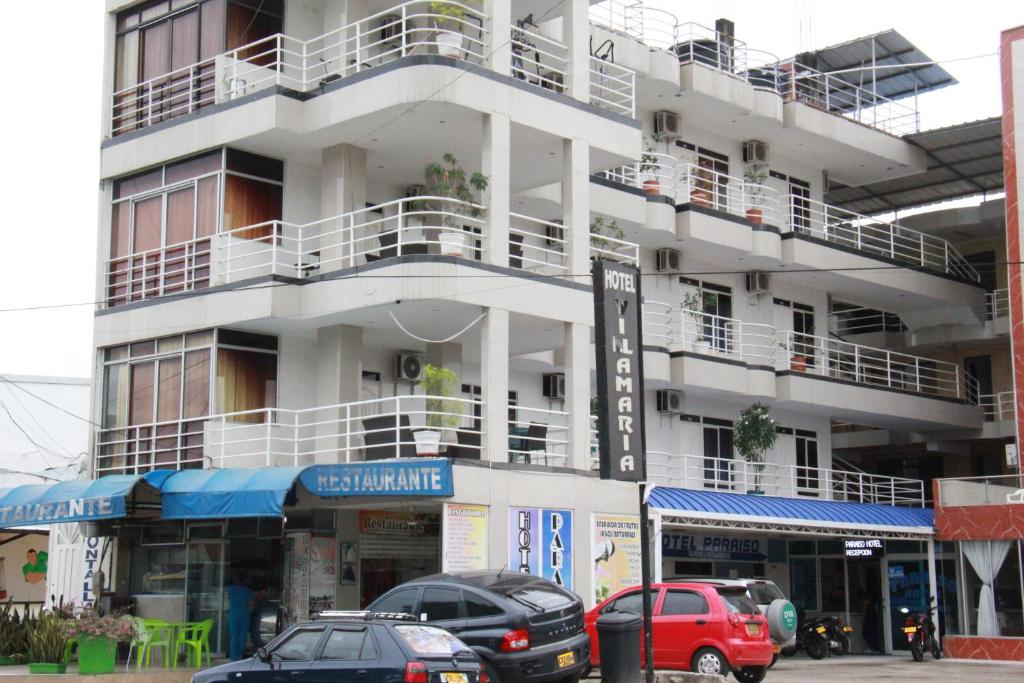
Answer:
[765,653,1024,682]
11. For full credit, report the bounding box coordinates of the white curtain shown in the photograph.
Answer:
[962,540,1013,636]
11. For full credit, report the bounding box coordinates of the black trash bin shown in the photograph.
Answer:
[597,610,642,683]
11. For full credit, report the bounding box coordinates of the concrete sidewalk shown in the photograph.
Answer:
[767,653,1024,682]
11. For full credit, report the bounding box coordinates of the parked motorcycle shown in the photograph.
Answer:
[901,597,941,662]
[780,615,829,660]
[820,615,853,656]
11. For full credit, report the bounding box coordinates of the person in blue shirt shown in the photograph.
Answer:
[226,573,256,661]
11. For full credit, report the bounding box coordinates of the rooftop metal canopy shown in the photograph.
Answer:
[825,117,1004,215]
[783,29,957,104]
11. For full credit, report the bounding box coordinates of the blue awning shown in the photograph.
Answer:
[0,472,171,528]
[649,486,934,538]
[159,467,306,519]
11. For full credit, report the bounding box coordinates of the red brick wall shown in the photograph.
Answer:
[1004,26,1024,448]
[944,635,1024,661]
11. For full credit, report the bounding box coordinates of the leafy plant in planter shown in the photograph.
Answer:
[64,608,137,675]
[0,600,26,665]
[423,153,489,257]
[416,363,464,456]
[682,291,714,349]
[734,403,777,494]
[590,216,625,254]
[26,608,70,674]
[639,133,665,195]
[743,166,768,224]
[429,1,484,58]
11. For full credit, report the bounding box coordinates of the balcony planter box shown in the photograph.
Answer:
[436,32,464,59]
[690,188,713,207]
[77,635,117,675]
[643,179,661,196]
[791,354,807,372]
[439,232,468,257]
[0,655,18,666]
[413,430,442,456]
[28,663,67,674]
[746,208,763,224]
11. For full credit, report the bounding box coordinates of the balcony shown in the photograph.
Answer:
[980,391,1015,422]
[675,309,775,367]
[647,451,925,506]
[936,475,1024,508]
[103,197,639,307]
[987,288,1010,320]
[110,1,635,138]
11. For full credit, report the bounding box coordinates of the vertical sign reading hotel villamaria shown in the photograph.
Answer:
[593,259,646,481]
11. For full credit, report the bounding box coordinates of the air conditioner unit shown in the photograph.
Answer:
[543,373,566,400]
[545,220,565,247]
[742,140,769,164]
[395,353,425,382]
[746,271,771,294]
[656,389,684,414]
[656,248,681,273]
[654,111,680,138]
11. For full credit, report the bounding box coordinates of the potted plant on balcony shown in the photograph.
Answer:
[734,403,777,495]
[424,153,489,257]
[590,216,625,257]
[430,1,483,59]
[682,291,712,354]
[416,363,464,456]
[744,166,768,224]
[639,134,665,196]
[25,607,70,674]
[64,608,136,675]
[0,600,26,666]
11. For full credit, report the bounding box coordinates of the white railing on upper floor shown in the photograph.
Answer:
[783,197,980,282]
[987,288,1009,320]
[106,237,213,306]
[936,474,1024,507]
[678,163,782,225]
[590,230,640,265]
[646,451,925,506]
[511,25,567,92]
[508,403,569,466]
[979,391,1015,422]
[643,300,674,347]
[778,331,975,402]
[828,307,906,337]
[510,212,567,274]
[676,308,776,366]
[590,56,636,117]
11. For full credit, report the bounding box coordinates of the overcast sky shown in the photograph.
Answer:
[0,1,1018,380]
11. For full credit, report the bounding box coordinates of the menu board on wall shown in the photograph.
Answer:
[442,504,489,572]
[591,513,641,605]
[309,536,337,614]
[508,508,574,590]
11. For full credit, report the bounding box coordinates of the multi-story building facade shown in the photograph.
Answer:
[2,0,1017,659]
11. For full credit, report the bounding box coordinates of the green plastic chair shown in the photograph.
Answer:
[174,619,213,669]
[135,618,172,670]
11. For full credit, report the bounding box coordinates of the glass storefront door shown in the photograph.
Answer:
[886,559,928,651]
[186,541,227,655]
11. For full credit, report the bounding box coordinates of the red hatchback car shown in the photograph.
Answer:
[585,582,773,682]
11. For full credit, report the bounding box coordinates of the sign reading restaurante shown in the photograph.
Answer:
[299,459,454,497]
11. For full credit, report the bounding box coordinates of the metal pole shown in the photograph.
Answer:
[639,482,654,683]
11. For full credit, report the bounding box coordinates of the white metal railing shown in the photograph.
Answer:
[648,452,925,506]
[673,22,749,76]
[105,237,213,306]
[936,474,1024,507]
[94,395,484,476]
[677,308,776,365]
[590,230,640,265]
[589,1,678,50]
[987,288,1009,320]
[509,212,567,274]
[784,197,980,282]
[510,26,567,93]
[679,163,781,225]
[979,392,1015,422]
[778,331,974,401]
[589,56,636,117]
[828,307,906,337]
[508,404,569,466]
[111,1,489,135]
[643,300,674,347]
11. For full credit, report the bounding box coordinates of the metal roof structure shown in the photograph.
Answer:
[649,486,934,539]
[787,29,957,104]
[825,117,1004,215]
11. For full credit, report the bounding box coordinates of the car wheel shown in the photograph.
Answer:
[780,645,796,658]
[733,666,767,683]
[483,660,502,683]
[691,647,730,677]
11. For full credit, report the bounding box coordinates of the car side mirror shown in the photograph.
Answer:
[257,647,270,662]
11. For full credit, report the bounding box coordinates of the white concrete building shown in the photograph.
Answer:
[3,0,1013,658]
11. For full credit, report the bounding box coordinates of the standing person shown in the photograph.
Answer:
[227,573,255,661]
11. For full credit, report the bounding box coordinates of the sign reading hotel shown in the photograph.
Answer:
[592,513,642,604]
[300,459,453,497]
[442,504,488,572]
[508,508,574,590]
[592,260,646,482]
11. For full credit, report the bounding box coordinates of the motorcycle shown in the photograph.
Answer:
[901,597,941,662]
[820,615,853,656]
[780,616,829,660]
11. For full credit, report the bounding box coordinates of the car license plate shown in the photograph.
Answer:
[440,674,467,683]
[903,627,917,634]
[815,626,826,634]
[557,651,576,669]
[746,623,761,637]
[843,626,854,633]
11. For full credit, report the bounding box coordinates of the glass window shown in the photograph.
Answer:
[662,590,708,615]
[420,587,462,621]
[372,588,419,615]
[602,591,643,615]
[703,425,734,489]
[790,558,818,612]
[796,437,819,491]
[716,588,759,615]
[749,582,786,604]
[272,628,324,661]
[819,558,846,612]
[463,591,503,618]
[320,629,374,661]
[393,625,468,656]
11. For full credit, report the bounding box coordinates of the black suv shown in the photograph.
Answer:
[368,571,589,683]
[190,612,485,683]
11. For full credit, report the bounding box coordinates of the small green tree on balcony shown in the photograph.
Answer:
[734,403,777,493]
[422,363,463,430]
[424,153,489,228]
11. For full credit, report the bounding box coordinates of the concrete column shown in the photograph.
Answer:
[481,309,510,462]
[483,113,511,268]
[565,321,591,470]
[927,538,938,620]
[321,144,367,269]
[485,0,512,76]
[315,325,364,464]
[563,0,590,102]
[563,138,591,280]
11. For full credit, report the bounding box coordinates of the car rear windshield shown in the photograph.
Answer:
[749,582,785,604]
[393,625,469,656]
[716,588,760,615]
[488,578,575,612]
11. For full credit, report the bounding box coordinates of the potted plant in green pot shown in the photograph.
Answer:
[64,608,136,675]
[424,153,488,257]
[734,403,777,495]
[417,363,464,456]
[744,166,768,224]
[430,1,483,59]
[26,608,69,674]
